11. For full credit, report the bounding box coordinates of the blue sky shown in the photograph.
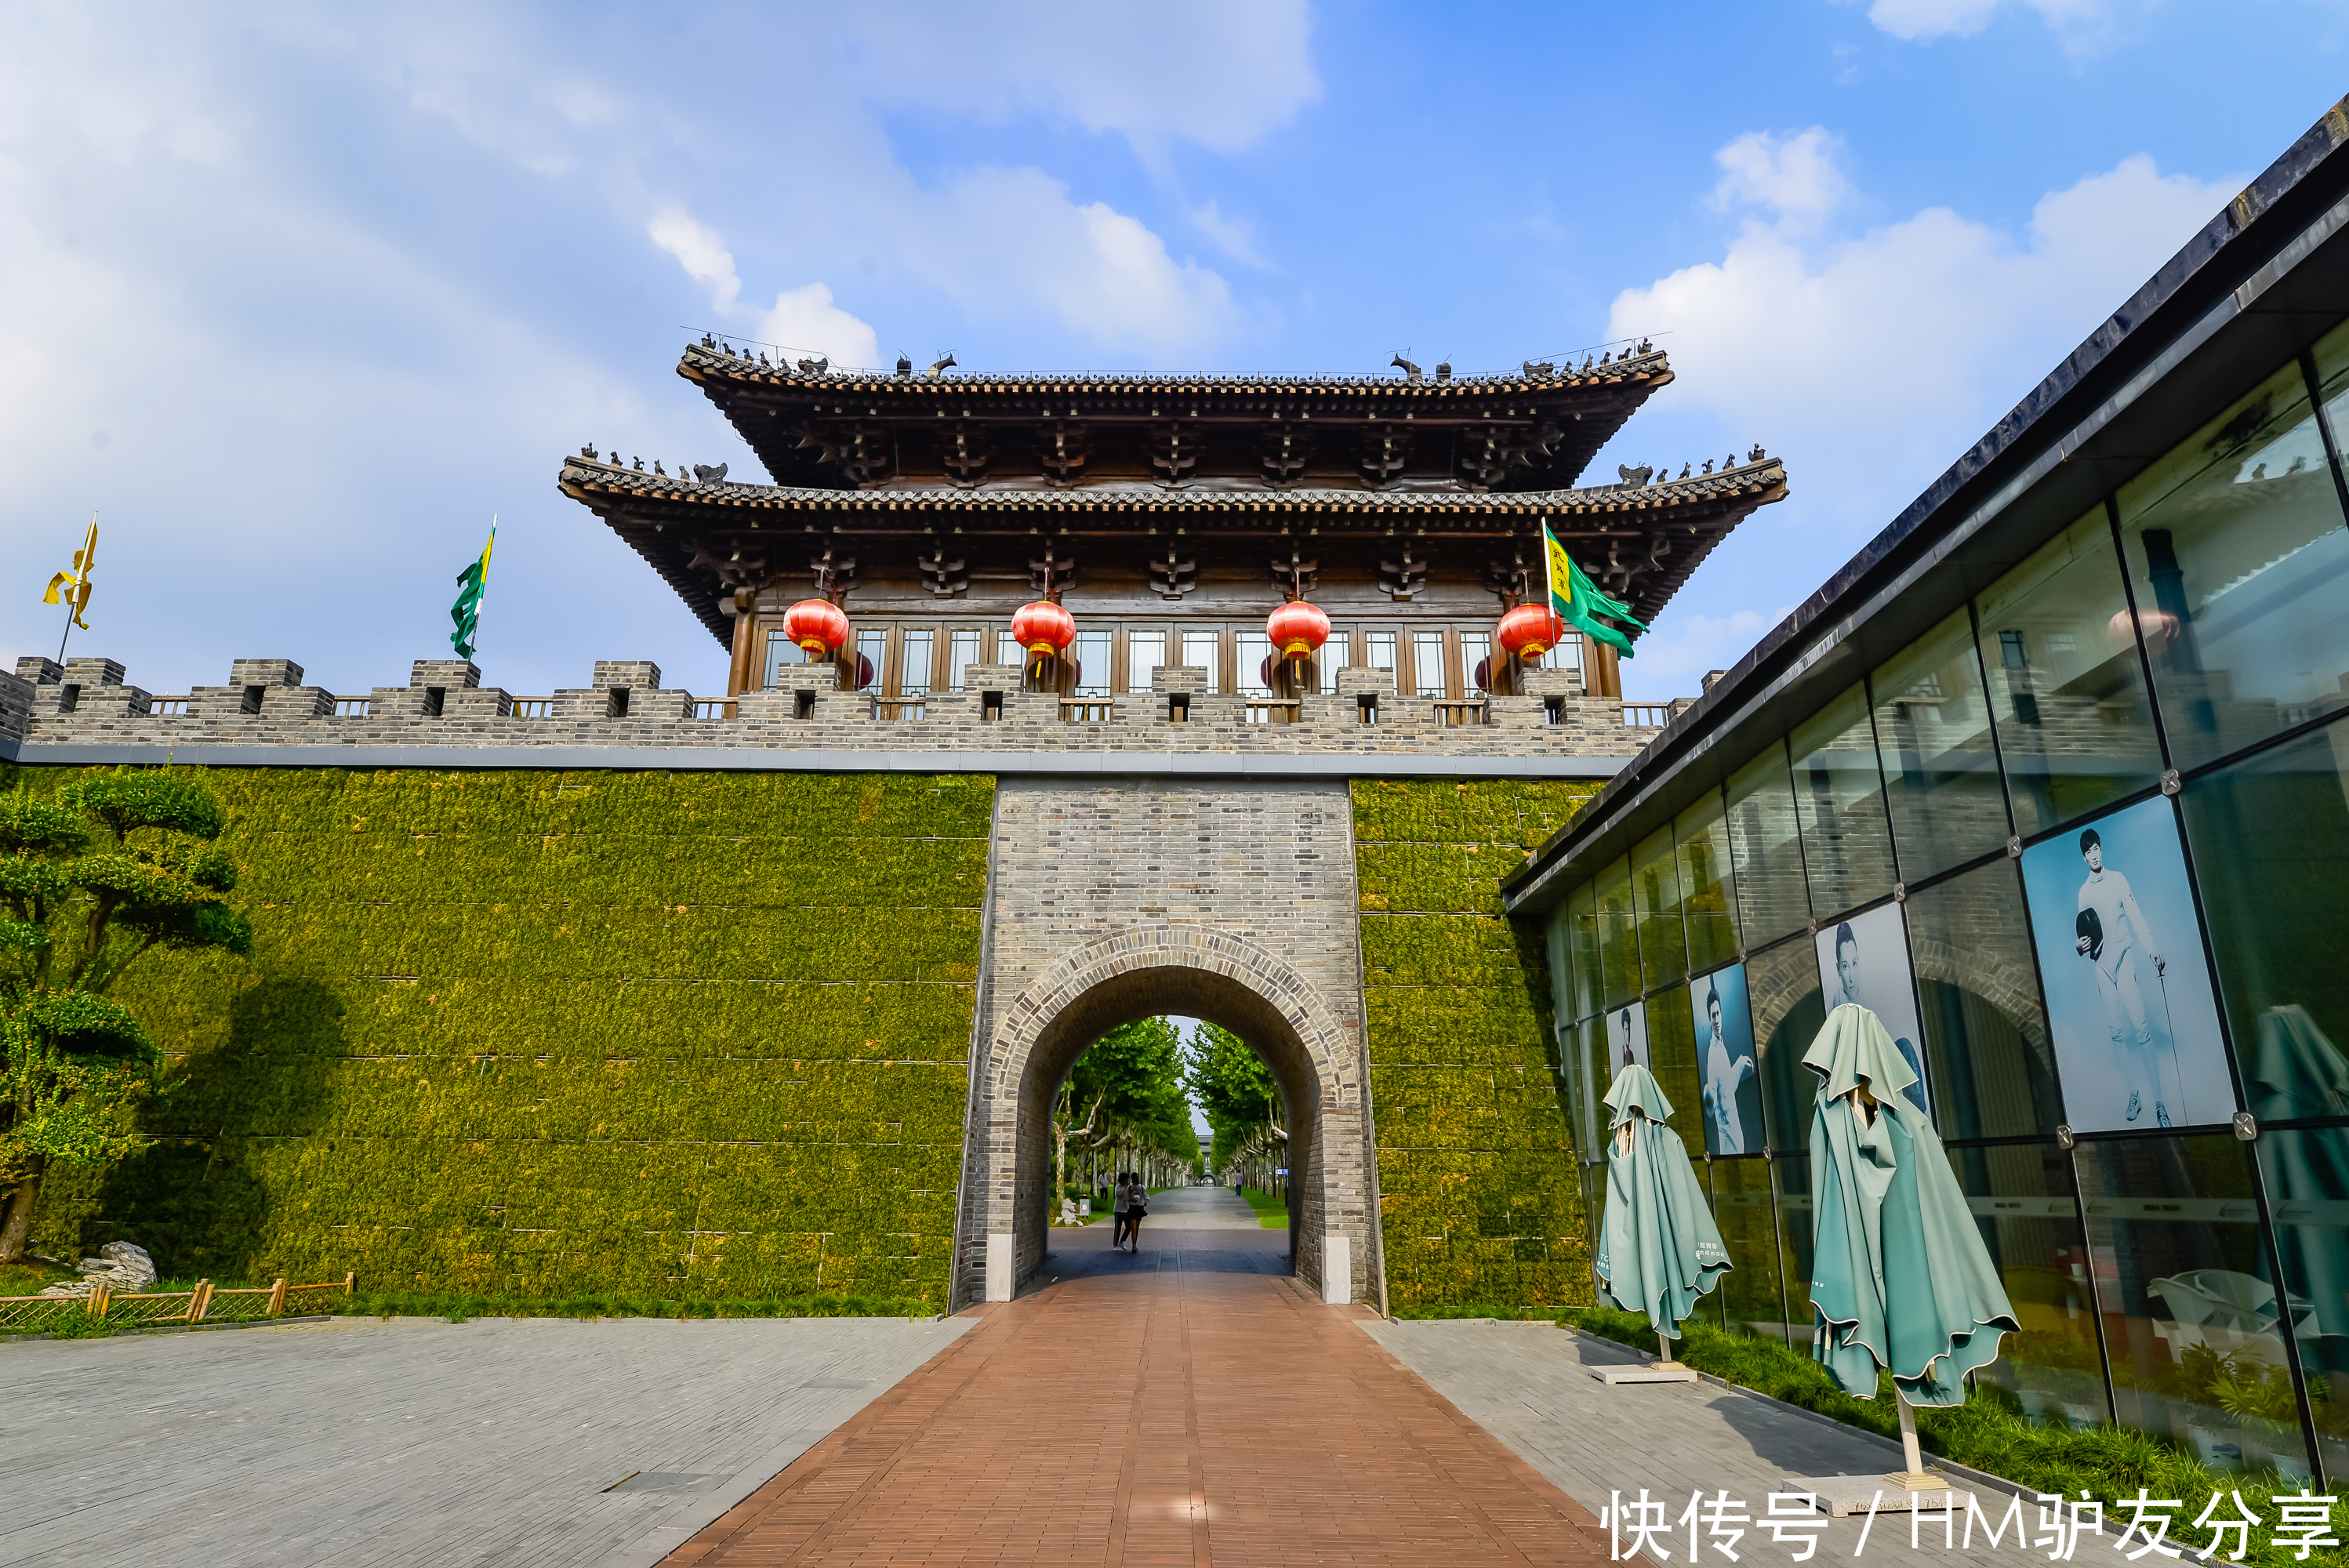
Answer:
[5,2,2346,702]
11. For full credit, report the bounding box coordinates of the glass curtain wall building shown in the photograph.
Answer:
[1508,102,2349,1490]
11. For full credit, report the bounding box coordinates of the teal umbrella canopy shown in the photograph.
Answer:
[1596,1063,1730,1333]
[1804,1003,2019,1406]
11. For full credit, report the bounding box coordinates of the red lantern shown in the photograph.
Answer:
[1498,603,1564,661]
[783,597,850,657]
[1266,600,1331,662]
[1011,600,1076,672]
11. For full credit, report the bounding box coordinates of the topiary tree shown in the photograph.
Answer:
[0,770,252,1261]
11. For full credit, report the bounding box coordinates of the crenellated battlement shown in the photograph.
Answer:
[0,654,1690,775]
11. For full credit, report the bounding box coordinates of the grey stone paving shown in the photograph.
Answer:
[1365,1319,2038,1566]
[0,1312,968,1568]
[1119,1185,1264,1229]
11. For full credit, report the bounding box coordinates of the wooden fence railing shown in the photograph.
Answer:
[0,1272,354,1334]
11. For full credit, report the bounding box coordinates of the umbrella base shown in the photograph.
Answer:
[1781,1474,1970,1516]
[1589,1361,1700,1384]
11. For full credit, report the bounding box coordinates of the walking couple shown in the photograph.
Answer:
[1110,1172,1148,1253]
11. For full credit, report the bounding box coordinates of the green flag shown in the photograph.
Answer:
[450,521,495,659]
[1543,521,1648,659]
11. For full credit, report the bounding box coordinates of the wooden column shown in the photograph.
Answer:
[725,594,758,698]
[1590,641,1624,700]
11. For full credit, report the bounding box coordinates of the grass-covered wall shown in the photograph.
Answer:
[28,766,991,1306]
[1352,778,1599,1311]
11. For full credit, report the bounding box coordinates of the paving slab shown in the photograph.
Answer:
[1365,1319,2049,1566]
[665,1250,1611,1566]
[0,1313,967,1568]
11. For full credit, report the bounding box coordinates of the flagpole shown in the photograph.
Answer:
[55,510,96,664]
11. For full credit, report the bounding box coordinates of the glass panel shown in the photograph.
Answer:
[1462,631,1494,695]
[1565,880,1603,1023]
[2118,351,2349,772]
[1069,630,1111,696]
[947,629,982,691]
[1748,938,1824,1153]
[2077,1136,2314,1481]
[1789,682,1897,915]
[1561,1016,1604,1166]
[1555,633,1584,673]
[1645,985,1703,1163]
[899,630,934,697]
[1948,1142,2110,1431]
[1413,631,1447,698]
[2184,717,2349,1106]
[1774,1150,1816,1340]
[1710,1157,1789,1343]
[764,633,808,687]
[1365,631,1397,684]
[1127,631,1165,693]
[1726,742,1810,945]
[1693,962,1764,1156]
[1873,608,2009,883]
[852,629,885,692]
[1182,630,1220,687]
[2256,1127,2349,1486]
[1236,631,1273,695]
[1594,856,1639,1011]
[1676,789,1740,974]
[1582,1160,1607,1299]
[1977,510,2165,837]
[1904,859,2060,1138]
[1320,631,1349,694]
[1631,826,1688,992]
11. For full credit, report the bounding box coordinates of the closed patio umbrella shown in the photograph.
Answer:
[1805,1003,2019,1485]
[1596,1062,1730,1375]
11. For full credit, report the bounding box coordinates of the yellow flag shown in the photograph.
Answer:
[42,517,98,630]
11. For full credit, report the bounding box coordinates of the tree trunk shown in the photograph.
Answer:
[0,1162,43,1263]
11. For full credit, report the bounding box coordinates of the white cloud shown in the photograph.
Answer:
[906,166,1238,354]
[648,211,742,311]
[648,212,881,367]
[844,0,1319,157]
[1710,128,1850,230]
[1613,151,2239,485]
[1863,0,2120,56]
[754,283,882,370]
[1864,0,2001,38]
[1187,198,1273,270]
[1603,146,2240,699]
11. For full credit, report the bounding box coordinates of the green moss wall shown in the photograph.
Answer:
[1352,779,1598,1311]
[31,767,991,1305]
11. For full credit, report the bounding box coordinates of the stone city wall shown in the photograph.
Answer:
[4,655,1676,767]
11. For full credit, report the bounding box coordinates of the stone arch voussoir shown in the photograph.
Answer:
[984,926,1357,1113]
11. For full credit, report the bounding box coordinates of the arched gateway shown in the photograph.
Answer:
[955,926,1373,1306]
[947,775,1384,1311]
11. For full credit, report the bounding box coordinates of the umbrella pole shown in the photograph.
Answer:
[1886,1392,1933,1489]
[1654,1325,1679,1371]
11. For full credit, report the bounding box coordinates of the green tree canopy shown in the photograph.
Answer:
[1183,1021,1280,1172]
[1065,1016,1196,1173]
[0,768,252,1260]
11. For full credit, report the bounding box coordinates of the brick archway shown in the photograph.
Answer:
[954,926,1372,1307]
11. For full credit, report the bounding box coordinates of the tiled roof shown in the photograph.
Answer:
[677,341,1672,398]
[557,453,1784,517]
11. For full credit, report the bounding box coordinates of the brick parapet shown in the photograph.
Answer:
[5,655,1666,765]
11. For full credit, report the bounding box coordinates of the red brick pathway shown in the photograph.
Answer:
[663,1245,1611,1566]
